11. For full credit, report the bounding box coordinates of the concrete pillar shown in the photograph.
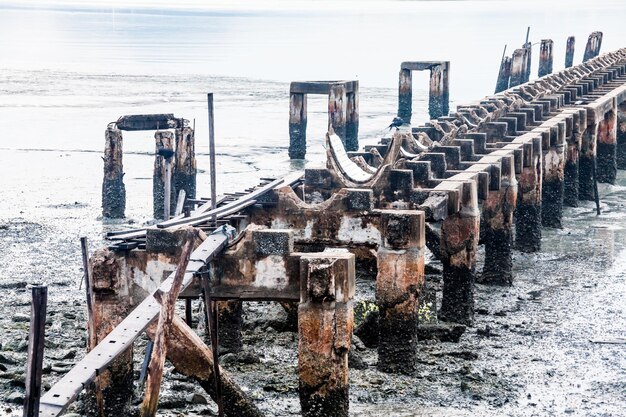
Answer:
[173,126,197,204]
[495,56,512,93]
[346,88,359,152]
[565,36,575,68]
[398,68,413,124]
[618,102,626,170]
[289,93,307,159]
[86,249,133,417]
[538,39,554,77]
[298,252,354,417]
[153,130,174,219]
[376,210,424,374]
[516,137,543,252]
[510,48,526,88]
[429,64,449,119]
[439,181,480,325]
[564,110,586,207]
[579,122,597,201]
[596,109,617,184]
[542,125,566,228]
[329,84,347,145]
[482,155,518,284]
[102,127,126,218]
[216,301,243,353]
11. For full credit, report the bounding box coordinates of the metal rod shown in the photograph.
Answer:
[525,26,531,45]
[208,93,218,225]
[201,271,223,417]
[164,158,172,220]
[23,285,47,417]
[138,341,154,391]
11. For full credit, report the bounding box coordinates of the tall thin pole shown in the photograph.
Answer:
[164,158,172,220]
[207,93,217,225]
[23,285,47,417]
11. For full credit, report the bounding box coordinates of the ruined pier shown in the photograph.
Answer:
[31,38,626,417]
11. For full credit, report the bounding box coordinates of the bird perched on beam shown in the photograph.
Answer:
[387,116,404,131]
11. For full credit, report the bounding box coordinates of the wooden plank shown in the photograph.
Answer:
[38,234,228,417]
[23,285,47,417]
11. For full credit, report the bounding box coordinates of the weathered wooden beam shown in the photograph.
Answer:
[154,130,174,219]
[23,285,47,417]
[140,229,196,417]
[495,56,511,93]
[538,39,554,77]
[583,32,603,62]
[565,36,575,68]
[115,114,181,131]
[173,126,197,205]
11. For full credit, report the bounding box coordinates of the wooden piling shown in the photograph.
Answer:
[564,110,585,207]
[523,42,532,84]
[329,84,348,146]
[102,127,126,218]
[439,181,480,325]
[429,64,449,119]
[617,102,626,170]
[565,36,575,68]
[482,155,517,284]
[398,68,413,124]
[583,31,603,62]
[346,87,359,152]
[140,229,196,417]
[538,39,554,77]
[596,109,617,184]
[542,126,566,228]
[495,56,512,93]
[288,93,308,159]
[376,210,424,374]
[153,130,174,219]
[23,285,47,417]
[510,48,526,88]
[298,252,354,417]
[173,126,197,206]
[516,137,543,252]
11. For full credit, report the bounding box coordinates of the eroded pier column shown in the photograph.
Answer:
[542,125,566,228]
[299,252,354,417]
[538,39,554,77]
[596,109,617,184]
[87,250,134,416]
[439,181,480,325]
[329,84,347,143]
[516,137,543,252]
[583,31,603,62]
[102,127,126,218]
[398,68,413,124]
[564,110,585,207]
[153,130,174,219]
[376,210,424,374]
[429,63,449,119]
[346,87,359,152]
[482,155,518,284]
[618,102,626,169]
[510,48,527,88]
[495,56,512,93]
[565,36,575,68]
[579,122,597,201]
[289,93,307,159]
[173,126,197,202]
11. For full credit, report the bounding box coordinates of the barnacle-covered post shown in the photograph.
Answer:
[102,126,126,218]
[439,180,480,325]
[298,252,355,417]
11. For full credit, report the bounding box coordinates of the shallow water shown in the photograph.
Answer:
[1,1,626,416]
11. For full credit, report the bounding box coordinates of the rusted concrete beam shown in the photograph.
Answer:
[376,210,424,374]
[102,127,126,219]
[438,181,480,325]
[298,252,354,417]
[515,136,543,252]
[481,154,517,284]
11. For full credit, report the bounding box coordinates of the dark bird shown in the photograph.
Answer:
[387,116,404,130]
